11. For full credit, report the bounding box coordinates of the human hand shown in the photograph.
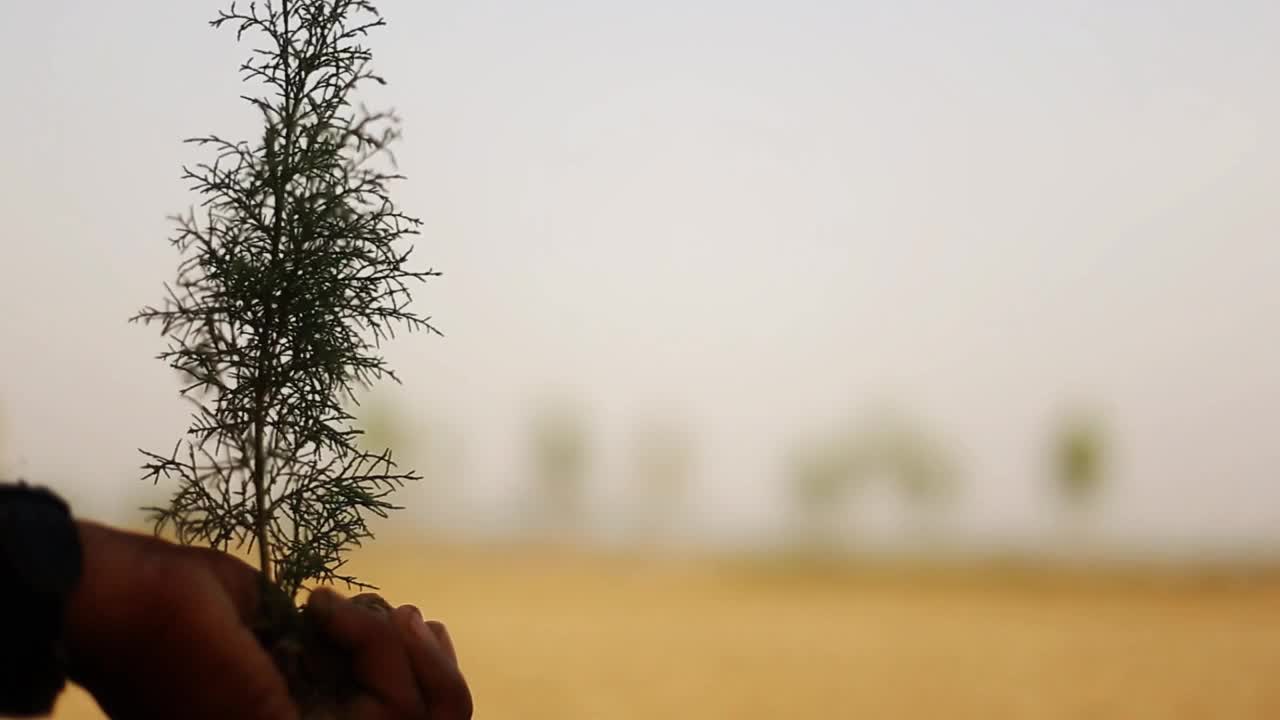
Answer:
[64,521,471,719]
[305,588,472,719]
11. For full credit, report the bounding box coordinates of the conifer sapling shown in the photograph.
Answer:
[132,0,435,710]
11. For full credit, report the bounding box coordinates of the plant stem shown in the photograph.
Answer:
[253,393,274,584]
[252,0,293,589]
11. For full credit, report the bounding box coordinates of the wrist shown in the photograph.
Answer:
[63,521,102,665]
[62,521,155,677]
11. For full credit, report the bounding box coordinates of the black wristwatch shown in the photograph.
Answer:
[0,482,83,716]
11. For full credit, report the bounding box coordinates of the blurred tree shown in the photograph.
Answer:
[354,391,409,459]
[529,403,591,541]
[1050,410,1108,553]
[785,408,959,557]
[412,419,466,530]
[885,412,957,540]
[628,419,694,548]
[857,411,957,552]
[785,437,855,555]
[353,394,466,532]
[1053,413,1106,506]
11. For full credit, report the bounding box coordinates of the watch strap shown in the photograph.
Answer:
[0,482,83,716]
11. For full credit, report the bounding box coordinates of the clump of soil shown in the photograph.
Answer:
[253,585,392,720]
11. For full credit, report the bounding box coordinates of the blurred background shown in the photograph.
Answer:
[3,1,1280,717]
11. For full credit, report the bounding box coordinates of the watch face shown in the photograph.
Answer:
[0,487,83,597]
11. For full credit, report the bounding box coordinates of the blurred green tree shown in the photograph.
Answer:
[1050,409,1108,553]
[861,414,957,552]
[528,402,591,540]
[353,391,409,459]
[785,407,958,557]
[785,437,855,555]
[628,419,694,547]
[1053,413,1106,506]
[354,394,464,530]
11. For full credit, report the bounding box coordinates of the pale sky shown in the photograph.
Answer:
[2,1,1278,554]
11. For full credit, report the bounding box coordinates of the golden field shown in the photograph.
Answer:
[51,542,1280,719]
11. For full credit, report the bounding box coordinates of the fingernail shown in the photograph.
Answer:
[307,588,337,618]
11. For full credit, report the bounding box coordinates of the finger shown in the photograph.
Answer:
[392,605,455,668]
[393,607,458,665]
[393,610,473,719]
[306,588,425,716]
[425,621,458,666]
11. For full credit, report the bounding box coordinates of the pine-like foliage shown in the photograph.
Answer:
[134,0,436,599]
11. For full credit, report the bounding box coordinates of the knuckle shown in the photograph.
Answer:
[363,614,401,645]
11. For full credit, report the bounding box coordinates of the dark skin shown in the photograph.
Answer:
[64,521,472,720]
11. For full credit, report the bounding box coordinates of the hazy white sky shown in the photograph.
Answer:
[2,1,1278,551]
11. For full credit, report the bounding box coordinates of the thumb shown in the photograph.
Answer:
[87,614,299,720]
[67,525,299,720]
[169,549,299,720]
